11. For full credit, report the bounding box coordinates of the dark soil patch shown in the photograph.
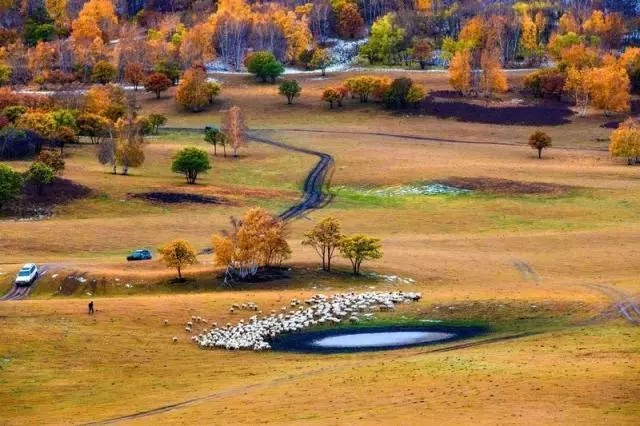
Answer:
[2,178,92,219]
[437,177,569,195]
[131,192,227,205]
[417,97,574,126]
[429,90,465,99]
[601,120,620,129]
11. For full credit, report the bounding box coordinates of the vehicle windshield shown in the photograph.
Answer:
[18,270,31,276]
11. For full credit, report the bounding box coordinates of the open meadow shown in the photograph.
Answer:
[1,71,639,424]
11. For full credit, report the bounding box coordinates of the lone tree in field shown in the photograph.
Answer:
[171,147,211,184]
[221,106,246,157]
[26,162,54,195]
[279,79,301,104]
[609,118,640,165]
[302,217,343,272]
[144,73,172,99]
[339,234,382,275]
[0,164,23,209]
[528,131,552,159]
[159,239,197,281]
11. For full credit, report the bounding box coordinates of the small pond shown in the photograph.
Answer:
[270,325,488,354]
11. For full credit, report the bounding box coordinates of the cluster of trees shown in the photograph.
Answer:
[520,9,636,116]
[160,208,381,281]
[0,80,168,181]
[321,75,425,109]
[2,0,637,90]
[170,106,246,184]
[303,216,382,275]
[0,149,65,209]
[175,67,220,111]
[446,16,508,98]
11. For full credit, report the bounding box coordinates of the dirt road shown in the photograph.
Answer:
[164,128,335,220]
[0,265,48,301]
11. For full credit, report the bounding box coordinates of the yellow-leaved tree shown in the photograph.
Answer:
[212,208,291,283]
[479,48,508,97]
[159,239,198,280]
[609,118,640,165]
[449,48,472,94]
[588,63,630,116]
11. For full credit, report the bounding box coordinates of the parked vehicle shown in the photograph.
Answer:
[15,263,38,286]
[127,249,152,261]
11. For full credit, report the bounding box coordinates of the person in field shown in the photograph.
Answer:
[88,300,94,314]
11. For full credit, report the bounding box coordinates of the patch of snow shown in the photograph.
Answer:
[351,183,471,197]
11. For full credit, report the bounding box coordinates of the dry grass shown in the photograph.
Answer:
[1,72,639,425]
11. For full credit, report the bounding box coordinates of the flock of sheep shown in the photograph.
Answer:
[188,291,422,351]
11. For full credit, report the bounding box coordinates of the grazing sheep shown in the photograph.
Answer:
[163,319,169,325]
[172,336,178,343]
[192,291,422,352]
[185,327,192,332]
[229,308,235,314]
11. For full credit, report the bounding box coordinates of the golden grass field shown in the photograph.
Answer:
[1,71,639,424]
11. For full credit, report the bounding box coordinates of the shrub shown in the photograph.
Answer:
[383,77,413,109]
[77,113,110,144]
[0,127,42,159]
[147,114,167,134]
[339,234,382,275]
[246,51,284,83]
[91,61,117,85]
[278,79,301,104]
[2,105,27,123]
[144,73,172,99]
[37,150,65,174]
[159,239,197,280]
[124,62,145,90]
[171,147,211,184]
[524,69,566,100]
[175,68,211,112]
[528,131,552,159]
[0,164,23,209]
[26,161,54,195]
[153,60,181,85]
[0,63,12,86]
[609,119,640,164]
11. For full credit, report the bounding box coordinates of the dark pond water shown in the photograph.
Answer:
[270,325,488,354]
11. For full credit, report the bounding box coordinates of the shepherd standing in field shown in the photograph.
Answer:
[88,300,94,314]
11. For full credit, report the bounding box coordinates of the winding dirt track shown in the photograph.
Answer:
[164,128,335,220]
[251,128,609,152]
[247,133,335,220]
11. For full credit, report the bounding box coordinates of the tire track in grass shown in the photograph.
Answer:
[584,284,640,325]
[87,330,548,425]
